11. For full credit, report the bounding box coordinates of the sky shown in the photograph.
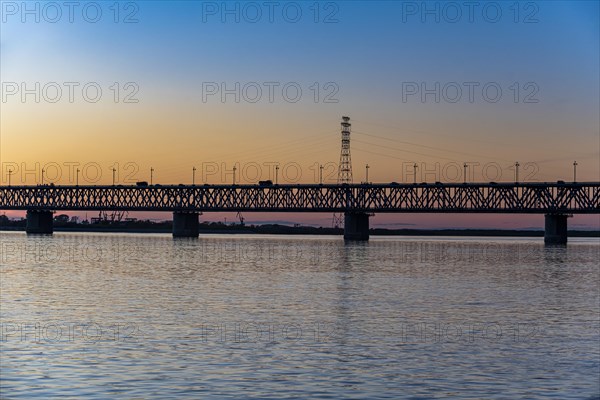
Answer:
[1,0,599,229]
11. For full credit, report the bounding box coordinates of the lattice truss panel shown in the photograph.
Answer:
[1,184,599,213]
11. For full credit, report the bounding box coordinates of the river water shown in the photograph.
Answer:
[1,232,599,399]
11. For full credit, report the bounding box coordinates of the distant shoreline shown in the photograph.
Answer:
[1,225,599,237]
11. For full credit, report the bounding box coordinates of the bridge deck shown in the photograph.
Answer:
[1,182,599,213]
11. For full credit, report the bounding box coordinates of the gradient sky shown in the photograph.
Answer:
[1,0,599,229]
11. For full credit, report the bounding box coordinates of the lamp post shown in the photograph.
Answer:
[275,165,279,184]
[319,164,323,184]
[150,167,154,185]
[193,167,196,185]
[365,164,370,183]
[41,168,45,185]
[573,161,578,182]
[463,163,467,184]
[8,169,12,187]
[112,168,116,185]
[413,163,418,184]
[515,161,520,183]
[233,166,237,185]
[76,168,80,186]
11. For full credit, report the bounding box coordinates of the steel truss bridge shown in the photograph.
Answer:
[1,182,599,243]
[1,183,599,213]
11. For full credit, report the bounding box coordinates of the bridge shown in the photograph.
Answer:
[2,182,599,244]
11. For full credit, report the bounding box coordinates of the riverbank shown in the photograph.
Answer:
[1,225,599,237]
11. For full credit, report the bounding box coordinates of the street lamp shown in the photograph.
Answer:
[193,167,196,185]
[150,167,154,185]
[76,168,80,186]
[8,169,12,186]
[275,165,279,184]
[319,164,324,184]
[463,163,467,184]
[41,168,45,185]
[233,166,237,185]
[112,168,116,185]
[515,161,520,183]
[365,164,370,183]
[413,163,418,184]
[573,161,578,182]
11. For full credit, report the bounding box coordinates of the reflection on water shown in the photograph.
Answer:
[1,232,599,398]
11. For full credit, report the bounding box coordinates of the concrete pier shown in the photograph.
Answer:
[344,212,370,241]
[544,214,568,245]
[26,210,54,234]
[173,212,199,238]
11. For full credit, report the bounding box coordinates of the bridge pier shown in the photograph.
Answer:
[173,212,199,238]
[26,210,54,234]
[544,214,569,245]
[344,212,370,241]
